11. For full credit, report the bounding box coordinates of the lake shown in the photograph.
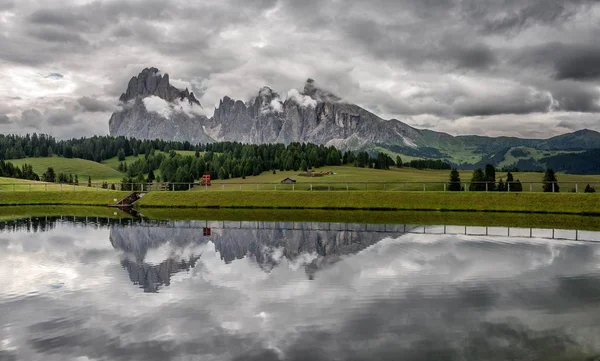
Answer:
[1,217,600,360]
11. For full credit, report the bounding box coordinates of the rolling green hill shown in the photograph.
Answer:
[10,157,124,182]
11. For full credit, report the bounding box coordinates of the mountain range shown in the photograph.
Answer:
[109,68,600,170]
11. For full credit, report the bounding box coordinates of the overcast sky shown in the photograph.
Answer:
[0,0,599,139]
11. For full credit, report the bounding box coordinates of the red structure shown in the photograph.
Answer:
[201,174,211,186]
[203,227,211,237]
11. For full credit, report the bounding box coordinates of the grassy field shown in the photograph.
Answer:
[0,191,129,206]
[0,177,121,192]
[102,150,198,171]
[140,208,600,231]
[201,166,600,192]
[137,191,600,215]
[11,157,124,182]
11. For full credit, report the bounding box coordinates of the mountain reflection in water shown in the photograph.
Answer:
[1,218,600,361]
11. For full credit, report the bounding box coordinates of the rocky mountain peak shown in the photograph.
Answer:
[302,78,341,103]
[119,67,200,106]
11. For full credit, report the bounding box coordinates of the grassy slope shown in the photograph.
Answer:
[0,191,129,206]
[11,157,124,182]
[102,150,198,171]
[497,147,582,169]
[0,177,119,191]
[138,191,600,215]
[203,166,600,192]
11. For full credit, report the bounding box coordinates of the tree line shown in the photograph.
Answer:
[447,166,596,193]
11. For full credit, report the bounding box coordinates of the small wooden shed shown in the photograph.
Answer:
[281,177,297,184]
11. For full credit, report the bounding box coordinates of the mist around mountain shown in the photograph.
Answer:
[109,68,600,171]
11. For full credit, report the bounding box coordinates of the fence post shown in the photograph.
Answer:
[444,183,446,192]
[384,183,387,191]
[274,184,277,191]
[486,183,488,192]
[552,182,555,193]
[172,184,174,191]
[423,183,426,192]
[239,184,242,191]
[293,183,295,191]
[222,184,225,191]
[530,183,532,192]
[346,183,349,191]
[310,184,313,191]
[576,183,578,193]
[508,182,510,192]
[328,184,331,191]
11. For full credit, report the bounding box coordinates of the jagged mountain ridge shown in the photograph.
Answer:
[109,67,600,169]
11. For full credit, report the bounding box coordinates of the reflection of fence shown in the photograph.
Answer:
[0,181,598,193]
[2,216,599,242]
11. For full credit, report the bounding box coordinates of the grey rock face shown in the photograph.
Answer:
[109,67,422,148]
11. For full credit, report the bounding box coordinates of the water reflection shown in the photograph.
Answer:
[1,219,600,360]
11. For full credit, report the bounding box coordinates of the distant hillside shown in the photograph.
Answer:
[10,157,124,182]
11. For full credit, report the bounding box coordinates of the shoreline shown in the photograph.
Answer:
[0,191,599,215]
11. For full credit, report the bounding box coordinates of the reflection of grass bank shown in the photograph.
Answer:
[0,206,598,231]
[0,206,131,220]
[138,191,600,215]
[140,208,600,231]
[0,191,129,206]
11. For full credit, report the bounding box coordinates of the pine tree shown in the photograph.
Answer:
[484,164,496,191]
[585,184,596,193]
[87,175,92,187]
[497,178,505,192]
[469,168,486,191]
[147,169,155,183]
[542,168,559,192]
[448,169,461,191]
[42,167,56,183]
[396,156,403,168]
[117,148,126,161]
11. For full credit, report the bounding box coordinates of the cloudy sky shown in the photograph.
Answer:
[0,0,599,139]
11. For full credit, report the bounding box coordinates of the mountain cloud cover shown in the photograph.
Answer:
[0,0,599,138]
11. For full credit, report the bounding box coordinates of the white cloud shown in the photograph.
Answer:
[143,96,172,118]
[287,89,317,108]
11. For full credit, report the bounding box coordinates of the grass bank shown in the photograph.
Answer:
[137,191,600,215]
[0,191,129,206]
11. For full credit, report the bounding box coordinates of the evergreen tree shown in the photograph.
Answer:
[469,168,486,191]
[300,160,308,172]
[117,148,126,161]
[218,166,227,180]
[484,164,496,191]
[87,175,92,187]
[497,178,505,192]
[542,168,559,192]
[42,167,56,183]
[396,156,403,168]
[585,184,596,193]
[448,169,461,191]
[147,169,155,183]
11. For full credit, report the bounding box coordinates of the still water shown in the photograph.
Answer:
[1,218,600,361]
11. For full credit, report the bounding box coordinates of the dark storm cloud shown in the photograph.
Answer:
[20,109,43,129]
[524,43,600,81]
[0,113,10,124]
[45,110,76,126]
[77,96,117,112]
